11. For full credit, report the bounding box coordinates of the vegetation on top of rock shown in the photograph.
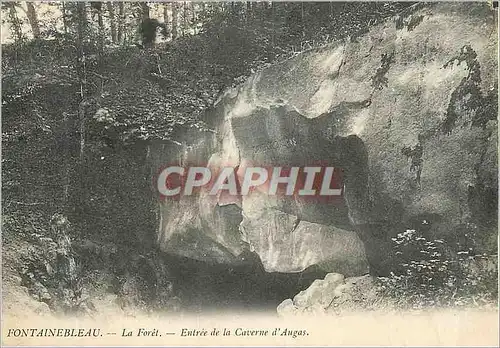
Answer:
[378,229,497,309]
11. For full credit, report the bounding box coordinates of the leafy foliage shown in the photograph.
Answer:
[378,229,498,309]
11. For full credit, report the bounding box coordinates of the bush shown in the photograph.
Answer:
[377,229,498,309]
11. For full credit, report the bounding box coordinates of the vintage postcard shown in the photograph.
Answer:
[1,1,498,346]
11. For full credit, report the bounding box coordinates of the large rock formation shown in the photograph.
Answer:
[152,3,498,275]
[276,273,381,316]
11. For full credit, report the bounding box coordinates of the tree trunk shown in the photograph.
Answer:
[138,2,150,43]
[62,112,71,204]
[8,4,23,42]
[97,9,104,52]
[163,3,170,39]
[271,2,275,46]
[140,2,149,20]
[182,1,187,36]
[246,1,251,22]
[117,2,124,44]
[191,2,196,34]
[106,2,117,43]
[163,3,169,25]
[301,2,305,38]
[75,2,87,159]
[26,2,40,39]
[61,2,68,35]
[171,2,178,39]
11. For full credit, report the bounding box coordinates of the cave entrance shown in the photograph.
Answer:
[160,251,327,313]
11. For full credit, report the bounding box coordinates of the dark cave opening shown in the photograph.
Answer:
[149,107,375,312]
[160,251,328,313]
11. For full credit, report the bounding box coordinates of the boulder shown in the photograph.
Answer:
[277,298,297,317]
[153,3,497,275]
[293,273,345,309]
[277,273,384,316]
